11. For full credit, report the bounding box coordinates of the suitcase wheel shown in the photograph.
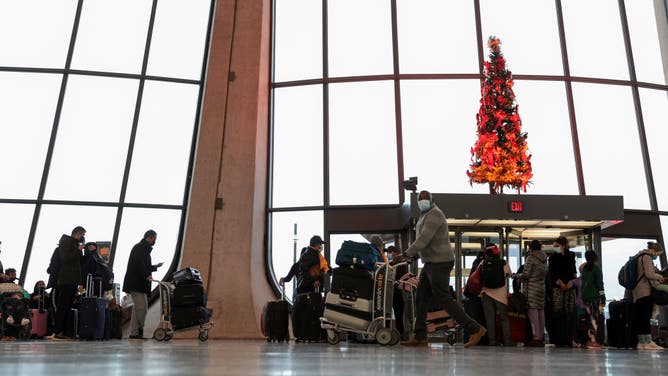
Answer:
[198,330,209,342]
[153,328,168,341]
[326,330,340,345]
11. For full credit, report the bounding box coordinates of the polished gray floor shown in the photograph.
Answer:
[0,340,666,375]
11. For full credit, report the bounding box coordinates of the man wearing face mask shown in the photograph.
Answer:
[401,190,487,347]
[296,235,328,294]
[123,230,163,340]
[632,242,665,350]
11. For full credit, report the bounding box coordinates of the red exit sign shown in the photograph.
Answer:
[509,201,524,213]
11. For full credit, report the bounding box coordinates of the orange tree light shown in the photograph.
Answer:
[467,36,532,194]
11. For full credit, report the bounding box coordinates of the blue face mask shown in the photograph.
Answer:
[417,200,431,212]
[652,255,658,261]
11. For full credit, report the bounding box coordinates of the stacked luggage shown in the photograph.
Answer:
[153,267,213,342]
[171,268,209,330]
[321,240,402,346]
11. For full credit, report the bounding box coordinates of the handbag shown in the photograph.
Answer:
[464,265,482,297]
[651,287,668,306]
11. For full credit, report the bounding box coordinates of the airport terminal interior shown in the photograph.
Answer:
[2,0,668,374]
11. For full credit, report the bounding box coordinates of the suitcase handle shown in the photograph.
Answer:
[339,289,358,302]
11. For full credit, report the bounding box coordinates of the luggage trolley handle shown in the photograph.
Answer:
[85,273,103,298]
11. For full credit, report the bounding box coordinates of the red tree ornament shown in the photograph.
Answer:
[467,36,532,194]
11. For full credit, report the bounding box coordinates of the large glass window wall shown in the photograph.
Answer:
[0,1,214,290]
[268,0,668,300]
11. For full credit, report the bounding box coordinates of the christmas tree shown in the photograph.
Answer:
[467,36,532,194]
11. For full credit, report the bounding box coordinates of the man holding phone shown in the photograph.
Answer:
[122,229,163,340]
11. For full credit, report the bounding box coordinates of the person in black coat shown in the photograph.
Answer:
[546,236,577,347]
[296,236,327,294]
[122,230,163,340]
[50,226,86,339]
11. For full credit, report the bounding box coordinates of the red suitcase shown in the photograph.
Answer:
[30,309,48,338]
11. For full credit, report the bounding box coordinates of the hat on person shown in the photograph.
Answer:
[485,244,500,256]
[309,235,326,246]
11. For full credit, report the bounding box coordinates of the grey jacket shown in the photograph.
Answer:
[404,205,454,263]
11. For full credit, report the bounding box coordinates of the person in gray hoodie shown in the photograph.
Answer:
[401,190,487,347]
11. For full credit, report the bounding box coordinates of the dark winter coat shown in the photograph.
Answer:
[548,249,576,287]
[57,234,82,286]
[122,239,156,295]
[297,247,323,294]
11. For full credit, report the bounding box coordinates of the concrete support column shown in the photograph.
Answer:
[179,0,272,338]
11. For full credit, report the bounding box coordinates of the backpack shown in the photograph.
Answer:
[618,254,647,290]
[481,257,506,289]
[46,246,60,289]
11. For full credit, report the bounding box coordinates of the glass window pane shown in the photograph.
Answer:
[0,73,62,199]
[0,204,35,280]
[113,208,182,289]
[125,81,199,205]
[480,0,563,75]
[45,75,138,202]
[0,2,77,68]
[272,85,323,208]
[562,0,628,80]
[270,210,323,302]
[573,83,649,209]
[329,81,398,205]
[328,0,393,77]
[625,0,667,85]
[396,0,478,74]
[602,238,656,301]
[640,88,668,211]
[401,80,489,194]
[71,0,152,74]
[274,0,322,82]
[24,205,118,291]
[147,0,211,80]
[512,81,578,194]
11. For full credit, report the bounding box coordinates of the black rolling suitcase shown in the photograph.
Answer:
[292,291,324,342]
[607,299,637,349]
[261,285,290,342]
[330,267,374,299]
[79,275,106,340]
[105,308,123,340]
[172,284,207,307]
[172,267,203,286]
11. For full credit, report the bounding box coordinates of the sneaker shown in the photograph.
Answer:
[20,318,30,327]
[53,333,75,341]
[526,340,545,347]
[639,341,664,351]
[464,327,487,348]
[400,338,428,347]
[586,341,603,349]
